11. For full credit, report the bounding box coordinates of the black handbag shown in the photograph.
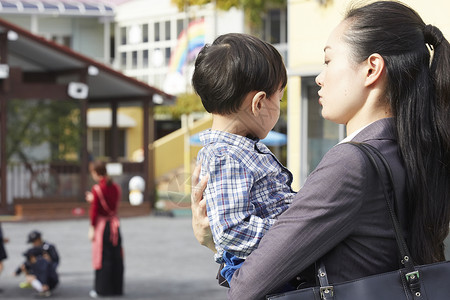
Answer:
[267,142,450,300]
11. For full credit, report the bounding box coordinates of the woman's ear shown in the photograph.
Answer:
[251,91,266,116]
[365,53,385,87]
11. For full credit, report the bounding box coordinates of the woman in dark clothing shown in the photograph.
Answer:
[191,1,450,299]
[85,161,124,298]
[0,223,8,285]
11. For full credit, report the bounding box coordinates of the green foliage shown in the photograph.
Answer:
[154,93,205,119]
[171,0,286,27]
[7,99,81,163]
[155,87,287,120]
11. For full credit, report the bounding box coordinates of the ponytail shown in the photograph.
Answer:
[344,1,450,264]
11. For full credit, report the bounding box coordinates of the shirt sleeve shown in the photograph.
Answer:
[228,143,368,299]
[204,153,275,261]
[89,186,99,226]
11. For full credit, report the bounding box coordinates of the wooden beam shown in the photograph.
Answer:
[143,98,150,205]
[111,101,118,160]
[9,68,72,99]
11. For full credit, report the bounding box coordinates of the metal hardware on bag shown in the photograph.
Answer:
[401,256,410,265]
[320,286,334,299]
[319,272,326,277]
[406,270,419,281]
[405,270,421,298]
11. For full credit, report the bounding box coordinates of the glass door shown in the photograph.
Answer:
[300,77,345,183]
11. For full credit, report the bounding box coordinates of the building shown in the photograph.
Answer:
[286,0,450,189]
[0,1,175,218]
[114,0,245,95]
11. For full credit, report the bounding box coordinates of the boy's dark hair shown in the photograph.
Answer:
[192,33,287,115]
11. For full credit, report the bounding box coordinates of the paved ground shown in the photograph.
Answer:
[0,214,227,300]
[2,214,450,300]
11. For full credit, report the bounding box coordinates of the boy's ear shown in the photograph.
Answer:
[251,91,266,116]
[364,53,385,87]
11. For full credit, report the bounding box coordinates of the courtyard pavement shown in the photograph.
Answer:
[0,214,227,300]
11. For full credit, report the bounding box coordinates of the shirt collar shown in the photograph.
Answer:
[338,122,373,144]
[199,129,267,151]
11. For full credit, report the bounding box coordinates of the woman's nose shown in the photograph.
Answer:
[315,72,323,86]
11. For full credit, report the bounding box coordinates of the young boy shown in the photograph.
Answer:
[192,33,296,284]
[21,247,59,298]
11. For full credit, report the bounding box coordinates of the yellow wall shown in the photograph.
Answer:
[119,107,144,161]
[287,0,450,189]
[153,114,212,179]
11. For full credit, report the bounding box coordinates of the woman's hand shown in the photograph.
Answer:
[85,191,94,203]
[88,225,95,241]
[191,164,216,252]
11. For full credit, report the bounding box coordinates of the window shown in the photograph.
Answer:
[143,24,148,43]
[165,21,171,40]
[143,50,149,68]
[51,35,72,47]
[262,8,287,44]
[132,51,138,68]
[120,27,127,45]
[300,77,345,183]
[177,19,184,38]
[165,47,171,64]
[90,129,126,158]
[121,52,127,68]
[154,22,160,42]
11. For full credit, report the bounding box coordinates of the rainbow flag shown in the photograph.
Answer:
[168,19,205,74]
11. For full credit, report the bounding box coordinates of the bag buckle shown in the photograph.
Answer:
[405,271,421,298]
[405,270,419,282]
[320,286,334,299]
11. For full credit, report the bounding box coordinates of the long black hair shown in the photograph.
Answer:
[344,1,450,264]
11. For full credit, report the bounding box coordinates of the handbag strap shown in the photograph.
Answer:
[347,142,414,270]
[315,142,421,299]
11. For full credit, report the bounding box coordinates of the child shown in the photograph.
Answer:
[21,247,59,298]
[192,33,295,284]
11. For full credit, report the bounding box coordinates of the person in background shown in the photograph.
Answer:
[191,1,450,299]
[27,230,59,270]
[15,230,59,290]
[20,247,58,298]
[85,161,124,298]
[0,223,9,293]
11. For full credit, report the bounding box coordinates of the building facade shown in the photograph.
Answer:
[286,0,450,189]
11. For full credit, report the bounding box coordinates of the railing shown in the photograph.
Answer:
[6,161,145,205]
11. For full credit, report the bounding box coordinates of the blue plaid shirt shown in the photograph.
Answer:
[197,130,295,263]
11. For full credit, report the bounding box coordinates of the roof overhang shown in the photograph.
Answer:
[0,17,176,104]
[0,0,115,17]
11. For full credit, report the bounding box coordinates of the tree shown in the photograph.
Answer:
[6,98,81,163]
[154,93,206,119]
[171,0,287,27]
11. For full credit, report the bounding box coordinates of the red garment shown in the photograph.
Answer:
[89,178,120,227]
[89,178,121,270]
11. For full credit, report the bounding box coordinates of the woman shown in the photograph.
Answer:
[85,161,124,298]
[191,1,450,299]
[0,223,8,285]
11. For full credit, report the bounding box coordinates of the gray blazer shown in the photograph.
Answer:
[228,118,408,299]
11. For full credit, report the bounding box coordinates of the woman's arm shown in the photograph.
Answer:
[191,164,216,252]
[228,144,367,299]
